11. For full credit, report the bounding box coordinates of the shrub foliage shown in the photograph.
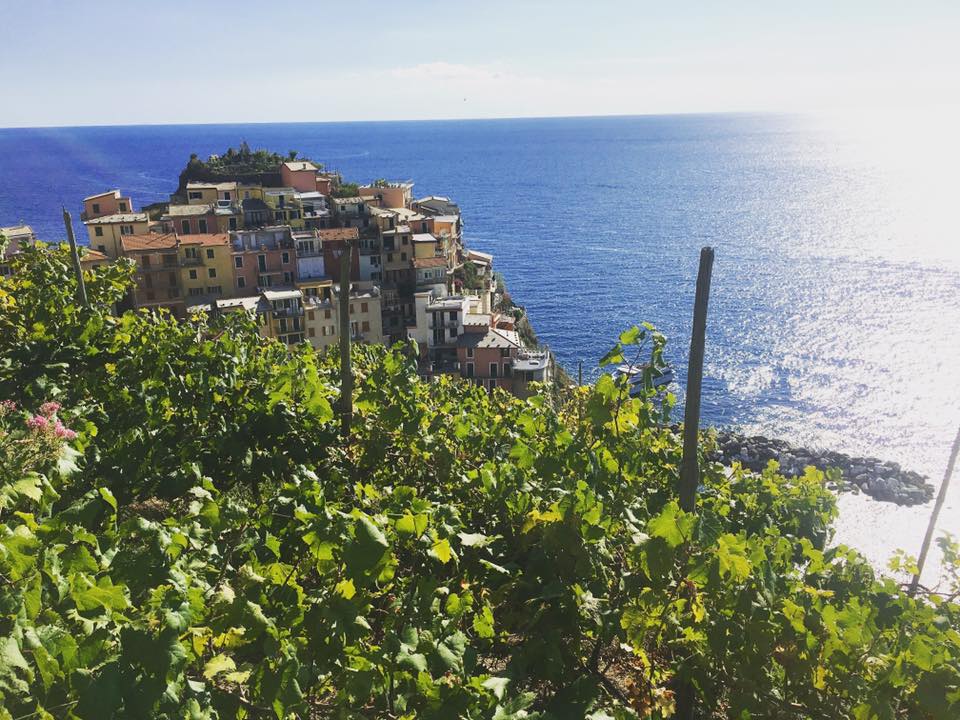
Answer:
[0,246,958,719]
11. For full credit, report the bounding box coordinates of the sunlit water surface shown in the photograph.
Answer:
[1,113,957,581]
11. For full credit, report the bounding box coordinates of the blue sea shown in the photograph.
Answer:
[1,114,958,570]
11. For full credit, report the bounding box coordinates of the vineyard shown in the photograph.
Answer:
[0,243,958,719]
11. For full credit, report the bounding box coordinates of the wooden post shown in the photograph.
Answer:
[338,240,355,439]
[578,360,583,387]
[679,247,714,512]
[910,424,960,595]
[62,208,89,308]
[675,247,714,720]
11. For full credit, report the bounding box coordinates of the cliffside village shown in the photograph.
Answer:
[1,158,553,397]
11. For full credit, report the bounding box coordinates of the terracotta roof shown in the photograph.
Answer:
[316,228,359,242]
[414,256,447,269]
[120,233,178,253]
[178,233,229,247]
[80,249,109,262]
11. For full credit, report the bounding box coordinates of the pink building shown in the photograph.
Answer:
[82,190,134,220]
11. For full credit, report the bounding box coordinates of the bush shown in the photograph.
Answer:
[0,248,958,719]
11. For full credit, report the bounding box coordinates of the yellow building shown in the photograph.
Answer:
[303,282,384,350]
[178,233,235,306]
[184,181,237,205]
[262,188,306,230]
[84,212,151,258]
[259,289,305,346]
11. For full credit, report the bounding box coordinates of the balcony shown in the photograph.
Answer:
[181,256,203,266]
[271,307,304,318]
[429,318,459,330]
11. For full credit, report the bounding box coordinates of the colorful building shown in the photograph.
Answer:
[178,233,233,305]
[119,233,184,316]
[84,212,151,258]
[230,226,297,293]
[82,190,135,220]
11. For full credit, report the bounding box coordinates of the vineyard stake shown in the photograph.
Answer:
[676,246,714,720]
[338,238,354,439]
[679,246,714,512]
[910,424,960,595]
[62,208,89,309]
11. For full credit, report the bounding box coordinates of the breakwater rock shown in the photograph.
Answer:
[707,429,935,506]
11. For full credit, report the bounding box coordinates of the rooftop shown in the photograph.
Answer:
[282,161,318,173]
[414,256,447,269]
[262,288,302,302]
[412,233,438,243]
[316,228,360,242]
[120,233,178,253]
[163,204,212,218]
[186,181,237,191]
[84,212,148,225]
[216,296,262,313]
[332,196,363,205]
[0,223,35,239]
[83,189,121,202]
[178,233,229,247]
[457,327,522,350]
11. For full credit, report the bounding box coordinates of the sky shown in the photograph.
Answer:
[1,0,958,127]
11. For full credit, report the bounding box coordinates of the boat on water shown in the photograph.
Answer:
[614,362,674,396]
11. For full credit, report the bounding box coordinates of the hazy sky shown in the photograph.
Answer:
[1,0,958,127]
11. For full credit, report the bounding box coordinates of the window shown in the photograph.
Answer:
[490,363,498,378]
[387,253,394,262]
[208,268,216,278]
[283,272,293,283]
[229,217,237,231]
[361,302,368,313]
[421,222,428,232]
[97,244,106,253]
[206,248,214,259]
[362,320,370,332]
[465,362,474,378]
[198,219,208,233]
[120,225,133,235]
[92,203,100,213]
[237,277,246,289]
[181,220,190,234]
[466,347,474,358]
[503,363,512,378]
[142,256,151,268]
[189,269,197,280]
[307,311,315,321]
[188,191,203,200]
[402,235,409,245]
[234,256,243,268]
[324,309,331,319]
[207,286,222,296]
[94,226,104,237]
[501,348,510,357]
[282,252,290,264]
[223,191,231,200]
[400,252,407,261]
[119,202,128,211]
[189,287,204,297]
[279,318,288,333]
[308,327,315,337]
[168,272,177,286]
[257,255,266,272]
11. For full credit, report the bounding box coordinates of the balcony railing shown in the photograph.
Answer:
[271,307,304,317]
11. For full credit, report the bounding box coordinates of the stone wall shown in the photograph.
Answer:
[708,430,934,506]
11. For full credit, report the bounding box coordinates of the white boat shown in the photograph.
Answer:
[614,362,674,396]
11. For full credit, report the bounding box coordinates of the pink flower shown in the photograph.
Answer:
[0,400,16,412]
[39,401,61,417]
[26,415,49,430]
[53,421,77,440]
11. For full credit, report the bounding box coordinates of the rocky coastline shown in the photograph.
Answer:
[708,429,935,506]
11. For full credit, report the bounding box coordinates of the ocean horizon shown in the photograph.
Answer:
[2,112,958,571]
